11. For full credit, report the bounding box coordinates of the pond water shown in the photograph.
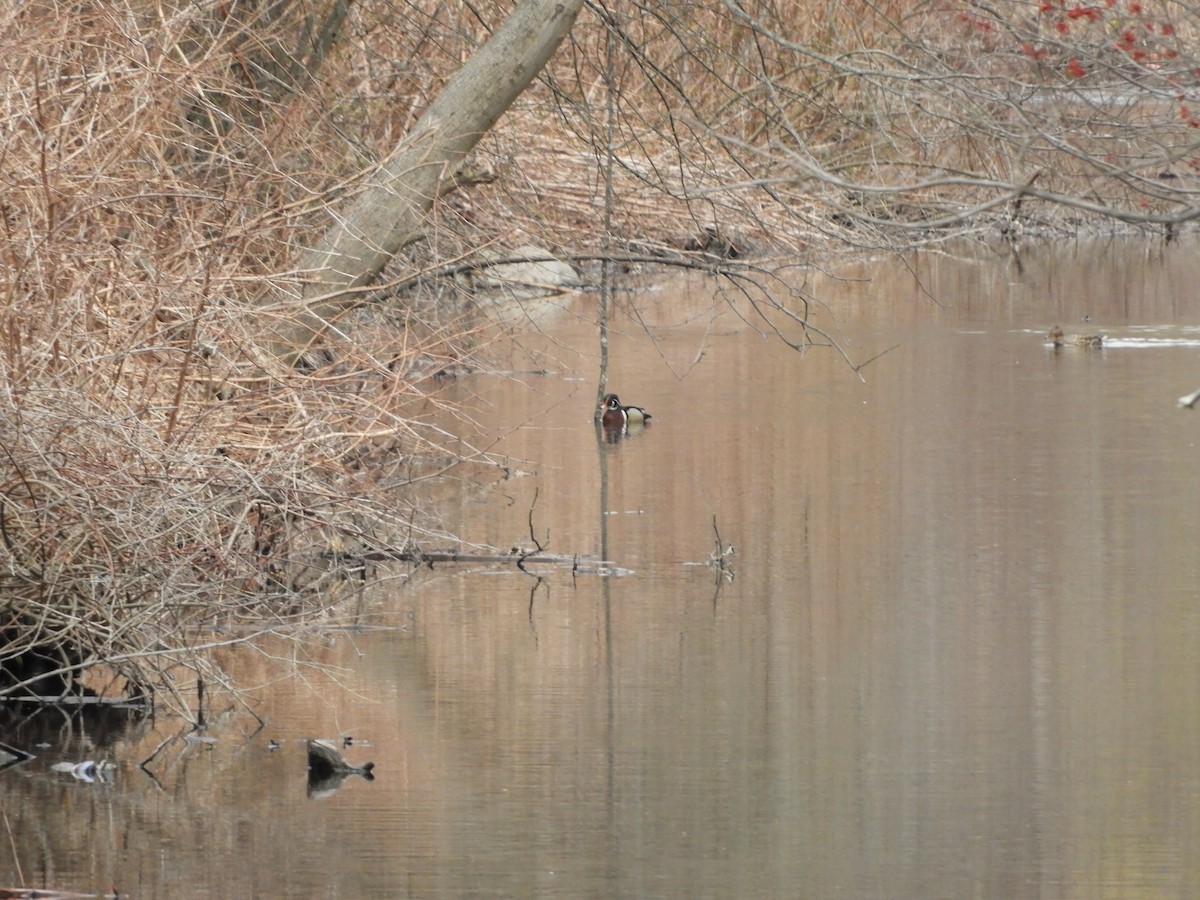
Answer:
[7,237,1200,897]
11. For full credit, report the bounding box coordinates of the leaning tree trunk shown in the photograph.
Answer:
[267,0,585,363]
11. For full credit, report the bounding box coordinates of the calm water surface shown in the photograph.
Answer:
[7,238,1200,898]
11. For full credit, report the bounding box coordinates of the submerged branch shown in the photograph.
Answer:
[322,546,618,572]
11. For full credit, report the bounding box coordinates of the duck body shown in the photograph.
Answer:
[600,393,652,429]
[1049,326,1104,348]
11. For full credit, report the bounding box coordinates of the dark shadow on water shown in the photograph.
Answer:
[0,700,147,755]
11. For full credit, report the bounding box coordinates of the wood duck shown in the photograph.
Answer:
[1049,326,1104,349]
[600,393,652,429]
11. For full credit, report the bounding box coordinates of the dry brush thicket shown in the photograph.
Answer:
[1,0,1196,709]
[542,0,1200,252]
[0,0,478,709]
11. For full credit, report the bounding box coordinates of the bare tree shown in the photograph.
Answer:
[265,0,586,363]
[718,0,1200,237]
[554,0,1200,256]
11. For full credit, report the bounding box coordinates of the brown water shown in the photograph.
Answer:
[7,237,1200,897]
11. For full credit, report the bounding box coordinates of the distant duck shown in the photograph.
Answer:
[1049,326,1104,349]
[1179,387,1200,409]
[600,393,652,429]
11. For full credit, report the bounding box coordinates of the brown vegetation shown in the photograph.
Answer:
[0,0,482,710]
[1,0,1197,711]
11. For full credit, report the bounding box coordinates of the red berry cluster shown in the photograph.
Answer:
[1014,0,1200,130]
[1031,0,1182,76]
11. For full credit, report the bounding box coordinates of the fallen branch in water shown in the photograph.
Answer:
[320,546,619,573]
[0,695,148,710]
